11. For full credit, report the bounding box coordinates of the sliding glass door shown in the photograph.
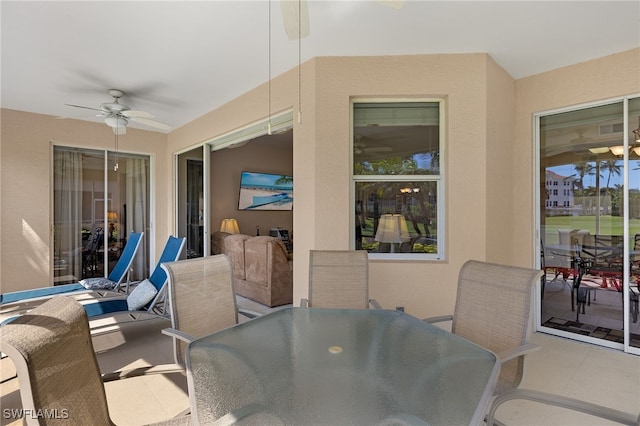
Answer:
[537,96,640,353]
[176,146,207,258]
[53,146,150,284]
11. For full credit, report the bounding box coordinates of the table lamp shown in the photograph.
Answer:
[375,214,410,253]
[107,211,118,242]
[220,218,240,234]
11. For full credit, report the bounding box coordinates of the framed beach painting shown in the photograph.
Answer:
[238,171,293,211]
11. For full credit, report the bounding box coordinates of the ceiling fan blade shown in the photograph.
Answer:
[121,110,155,119]
[280,0,310,40]
[130,116,171,131]
[57,114,92,120]
[64,103,103,112]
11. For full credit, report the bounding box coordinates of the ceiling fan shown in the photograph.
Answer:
[354,139,392,156]
[65,89,171,135]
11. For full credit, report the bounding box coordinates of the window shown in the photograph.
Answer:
[352,100,443,259]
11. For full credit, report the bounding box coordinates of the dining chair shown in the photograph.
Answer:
[301,249,382,309]
[161,254,261,367]
[487,389,639,425]
[424,259,543,420]
[540,238,574,299]
[0,296,189,425]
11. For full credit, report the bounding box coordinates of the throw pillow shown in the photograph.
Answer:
[79,277,116,290]
[126,279,157,311]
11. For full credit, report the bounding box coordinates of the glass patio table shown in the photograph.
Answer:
[186,307,499,425]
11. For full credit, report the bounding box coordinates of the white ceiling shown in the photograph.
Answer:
[1,1,638,133]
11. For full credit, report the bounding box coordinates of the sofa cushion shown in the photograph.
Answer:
[223,234,251,280]
[244,237,272,287]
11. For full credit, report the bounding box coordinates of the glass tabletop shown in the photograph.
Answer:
[186,307,499,425]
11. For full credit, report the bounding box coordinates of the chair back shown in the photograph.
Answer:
[162,254,239,366]
[452,260,543,394]
[0,297,112,425]
[145,236,186,311]
[308,250,369,309]
[109,231,143,289]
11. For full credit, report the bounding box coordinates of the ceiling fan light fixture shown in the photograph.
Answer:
[104,115,128,129]
[633,117,640,142]
[588,147,610,154]
[609,145,626,156]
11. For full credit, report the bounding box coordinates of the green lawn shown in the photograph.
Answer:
[543,215,640,244]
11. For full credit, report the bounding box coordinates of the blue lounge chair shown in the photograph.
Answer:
[81,236,186,321]
[1,236,185,328]
[0,232,144,311]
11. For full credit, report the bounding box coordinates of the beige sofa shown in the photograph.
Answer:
[212,232,293,307]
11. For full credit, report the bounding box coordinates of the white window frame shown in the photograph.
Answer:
[350,98,445,260]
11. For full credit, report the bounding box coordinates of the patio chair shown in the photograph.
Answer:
[82,226,104,278]
[487,389,639,425]
[424,259,543,420]
[160,254,261,367]
[0,296,190,426]
[0,231,144,311]
[540,238,575,299]
[301,250,382,309]
[82,236,186,320]
[79,231,144,293]
[1,236,185,328]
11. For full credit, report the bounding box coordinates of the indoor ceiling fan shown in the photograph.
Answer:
[354,136,393,156]
[64,89,171,135]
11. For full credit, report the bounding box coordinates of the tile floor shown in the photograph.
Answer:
[1,296,638,425]
[541,274,640,338]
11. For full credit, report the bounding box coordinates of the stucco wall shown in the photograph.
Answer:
[308,54,501,317]
[168,53,509,318]
[0,109,168,293]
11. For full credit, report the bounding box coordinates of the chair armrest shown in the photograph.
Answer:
[368,299,382,309]
[162,328,195,344]
[487,389,639,426]
[497,343,540,363]
[102,363,185,382]
[300,298,309,308]
[423,314,453,324]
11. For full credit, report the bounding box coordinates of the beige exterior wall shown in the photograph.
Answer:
[168,53,510,317]
[2,49,638,319]
[0,110,168,293]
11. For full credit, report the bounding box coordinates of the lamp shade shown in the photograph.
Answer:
[220,218,240,234]
[107,211,118,221]
[375,214,410,243]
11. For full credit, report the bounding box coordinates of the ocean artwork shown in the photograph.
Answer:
[238,171,293,211]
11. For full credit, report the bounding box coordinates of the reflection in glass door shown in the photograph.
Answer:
[538,97,640,353]
[177,147,205,258]
[53,147,150,285]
